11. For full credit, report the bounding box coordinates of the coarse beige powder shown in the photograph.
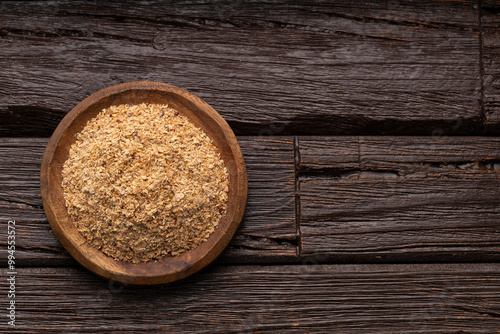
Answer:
[62,103,229,263]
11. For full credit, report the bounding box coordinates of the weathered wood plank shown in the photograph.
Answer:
[0,0,481,136]
[226,137,297,262]
[299,136,500,172]
[0,137,297,266]
[1,264,499,333]
[298,136,500,262]
[482,3,500,133]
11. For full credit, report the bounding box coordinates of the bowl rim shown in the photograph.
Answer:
[40,81,247,285]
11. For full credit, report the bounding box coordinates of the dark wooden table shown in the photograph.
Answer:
[1,1,500,332]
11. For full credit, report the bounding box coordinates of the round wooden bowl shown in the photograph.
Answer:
[40,81,247,285]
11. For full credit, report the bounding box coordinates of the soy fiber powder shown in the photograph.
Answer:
[62,103,229,263]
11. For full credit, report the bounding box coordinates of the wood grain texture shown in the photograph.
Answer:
[228,136,297,262]
[0,0,482,136]
[299,136,500,172]
[482,2,500,133]
[1,263,499,333]
[0,136,296,266]
[0,138,45,221]
[298,136,500,262]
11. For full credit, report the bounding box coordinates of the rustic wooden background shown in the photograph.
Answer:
[1,1,500,332]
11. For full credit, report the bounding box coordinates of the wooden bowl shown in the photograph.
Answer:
[40,81,247,285]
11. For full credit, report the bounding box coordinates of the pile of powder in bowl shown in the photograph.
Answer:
[61,103,229,263]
